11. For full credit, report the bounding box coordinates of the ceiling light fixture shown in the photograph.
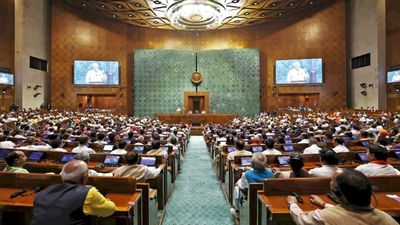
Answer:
[166,0,226,30]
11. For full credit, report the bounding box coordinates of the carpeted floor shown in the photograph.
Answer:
[162,136,233,225]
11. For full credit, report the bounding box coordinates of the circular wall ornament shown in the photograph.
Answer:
[191,72,202,84]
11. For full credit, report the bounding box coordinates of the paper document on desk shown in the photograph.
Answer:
[386,194,400,203]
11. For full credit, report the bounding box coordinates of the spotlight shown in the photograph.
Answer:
[360,83,366,88]
[368,84,373,87]
[360,91,367,96]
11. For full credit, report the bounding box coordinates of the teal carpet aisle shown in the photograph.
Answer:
[162,136,233,225]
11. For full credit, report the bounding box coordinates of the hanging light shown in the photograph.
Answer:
[166,0,226,30]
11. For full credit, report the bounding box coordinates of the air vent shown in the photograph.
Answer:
[351,53,370,69]
[29,56,48,72]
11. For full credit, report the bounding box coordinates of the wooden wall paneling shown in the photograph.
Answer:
[52,0,346,115]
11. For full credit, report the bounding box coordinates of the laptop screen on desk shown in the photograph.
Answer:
[361,141,370,148]
[283,145,294,152]
[103,145,114,152]
[103,155,120,165]
[0,150,10,159]
[141,157,156,166]
[395,151,400,160]
[227,146,236,153]
[28,152,44,162]
[134,146,145,153]
[241,157,252,166]
[60,153,76,164]
[252,146,263,153]
[277,156,290,166]
[358,152,369,163]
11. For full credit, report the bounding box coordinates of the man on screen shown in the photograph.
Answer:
[391,71,400,83]
[85,63,107,84]
[0,74,9,84]
[287,61,309,83]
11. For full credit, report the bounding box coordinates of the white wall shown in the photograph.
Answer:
[15,0,50,109]
[349,0,386,109]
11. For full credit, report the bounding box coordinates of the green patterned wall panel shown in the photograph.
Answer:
[134,49,259,117]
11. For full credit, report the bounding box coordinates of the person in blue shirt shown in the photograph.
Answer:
[230,153,274,221]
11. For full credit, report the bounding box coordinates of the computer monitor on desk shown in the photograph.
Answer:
[141,157,156,167]
[60,153,76,164]
[227,146,236,153]
[252,146,263,153]
[0,150,10,159]
[103,145,114,152]
[277,156,290,166]
[134,146,145,153]
[283,145,294,152]
[103,155,120,166]
[28,152,44,162]
[241,156,252,166]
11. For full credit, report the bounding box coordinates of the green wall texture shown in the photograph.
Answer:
[134,49,260,117]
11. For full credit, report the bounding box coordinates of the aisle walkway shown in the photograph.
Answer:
[162,136,233,225]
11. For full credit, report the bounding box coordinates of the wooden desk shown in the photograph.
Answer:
[0,173,142,225]
[156,113,239,124]
[257,192,400,225]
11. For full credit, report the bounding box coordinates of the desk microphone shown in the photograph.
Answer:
[10,188,28,199]
[291,192,304,203]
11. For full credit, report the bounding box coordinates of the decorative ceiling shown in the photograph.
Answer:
[65,0,329,30]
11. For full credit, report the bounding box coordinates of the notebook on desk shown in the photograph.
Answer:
[277,156,290,166]
[134,146,145,153]
[283,145,294,152]
[227,146,236,153]
[28,152,44,162]
[103,155,120,166]
[241,156,252,166]
[141,157,156,167]
[103,144,114,152]
[60,153,76,164]
[252,146,263,153]
[358,152,369,163]
[0,150,10,159]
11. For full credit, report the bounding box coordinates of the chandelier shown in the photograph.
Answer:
[166,0,227,30]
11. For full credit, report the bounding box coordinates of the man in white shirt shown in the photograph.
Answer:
[356,144,400,176]
[0,135,15,149]
[227,140,252,161]
[303,138,322,154]
[287,170,398,225]
[85,63,107,84]
[262,139,282,155]
[17,136,52,151]
[72,135,96,154]
[113,152,161,182]
[332,137,349,153]
[110,141,128,155]
[287,61,309,83]
[309,149,342,177]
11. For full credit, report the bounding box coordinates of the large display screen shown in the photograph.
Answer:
[0,72,14,85]
[387,69,400,83]
[275,58,323,85]
[73,60,119,85]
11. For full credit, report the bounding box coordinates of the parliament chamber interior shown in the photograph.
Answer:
[1,0,400,225]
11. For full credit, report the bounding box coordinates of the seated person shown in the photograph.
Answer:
[262,139,282,155]
[72,135,96,154]
[274,153,310,178]
[0,134,16,149]
[303,138,322,154]
[355,144,400,176]
[49,139,67,152]
[113,152,161,182]
[227,140,252,161]
[287,170,398,225]
[3,150,29,173]
[75,152,112,177]
[110,141,128,155]
[298,133,310,144]
[231,153,274,221]
[94,132,107,144]
[332,137,349,153]
[146,141,167,159]
[30,160,116,225]
[17,136,52,151]
[309,149,343,177]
